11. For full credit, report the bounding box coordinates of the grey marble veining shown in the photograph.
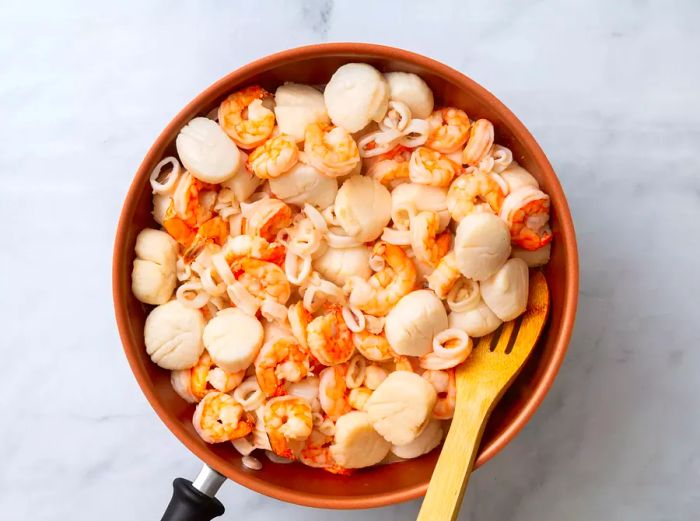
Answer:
[1,0,699,519]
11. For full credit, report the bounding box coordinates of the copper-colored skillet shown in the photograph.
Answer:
[112,43,578,520]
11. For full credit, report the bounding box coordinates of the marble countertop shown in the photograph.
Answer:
[2,0,699,519]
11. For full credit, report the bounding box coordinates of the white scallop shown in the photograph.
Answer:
[220,151,261,203]
[385,290,448,356]
[131,229,178,305]
[274,83,329,142]
[269,162,338,209]
[144,300,205,370]
[390,419,442,459]
[334,175,392,242]
[384,72,435,119]
[390,183,450,231]
[454,212,511,281]
[324,63,389,132]
[479,258,529,321]
[312,245,372,287]
[176,117,240,184]
[500,162,540,193]
[511,243,551,267]
[448,298,503,338]
[203,308,264,373]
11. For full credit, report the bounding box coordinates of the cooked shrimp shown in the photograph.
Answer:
[255,337,310,397]
[408,147,459,187]
[264,396,313,458]
[348,242,417,316]
[223,234,285,266]
[500,188,553,250]
[426,251,460,298]
[182,216,229,263]
[243,198,292,242]
[172,351,245,403]
[297,429,338,469]
[219,86,275,149]
[446,171,506,222]
[352,330,393,362]
[365,146,411,187]
[306,306,355,366]
[288,301,311,349]
[409,210,451,267]
[422,369,456,419]
[425,108,470,154]
[318,365,352,420]
[462,119,494,166]
[247,134,299,179]
[192,391,254,443]
[304,122,361,177]
[233,258,291,304]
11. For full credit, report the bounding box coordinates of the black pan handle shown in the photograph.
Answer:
[161,477,225,521]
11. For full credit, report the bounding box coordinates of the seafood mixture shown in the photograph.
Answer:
[132,63,553,473]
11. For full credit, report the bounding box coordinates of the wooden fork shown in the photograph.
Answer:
[417,271,550,521]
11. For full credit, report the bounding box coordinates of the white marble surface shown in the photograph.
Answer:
[1,0,699,519]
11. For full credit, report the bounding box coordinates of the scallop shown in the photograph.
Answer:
[334,175,392,242]
[269,162,338,209]
[390,183,450,231]
[448,298,503,338]
[384,72,434,119]
[454,212,511,281]
[220,151,261,202]
[312,245,372,287]
[144,300,205,370]
[203,308,264,373]
[274,83,329,142]
[175,117,240,184]
[479,258,529,321]
[385,290,448,356]
[131,229,178,305]
[324,63,389,132]
[500,162,539,193]
[511,243,551,267]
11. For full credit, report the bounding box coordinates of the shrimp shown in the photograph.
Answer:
[223,234,285,266]
[247,134,299,179]
[409,210,452,267]
[296,428,352,475]
[422,369,456,420]
[446,171,506,222]
[426,251,460,298]
[163,174,223,250]
[182,216,230,263]
[425,108,470,154]
[192,392,254,443]
[462,119,494,166]
[318,365,352,420]
[365,146,411,187]
[288,301,311,349]
[348,242,417,316]
[233,258,291,304]
[172,351,245,403]
[218,85,275,149]
[304,122,361,177]
[352,330,393,362]
[500,189,553,251]
[263,396,313,458]
[297,428,335,468]
[408,147,459,187]
[244,198,292,242]
[255,337,310,397]
[306,306,355,366]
